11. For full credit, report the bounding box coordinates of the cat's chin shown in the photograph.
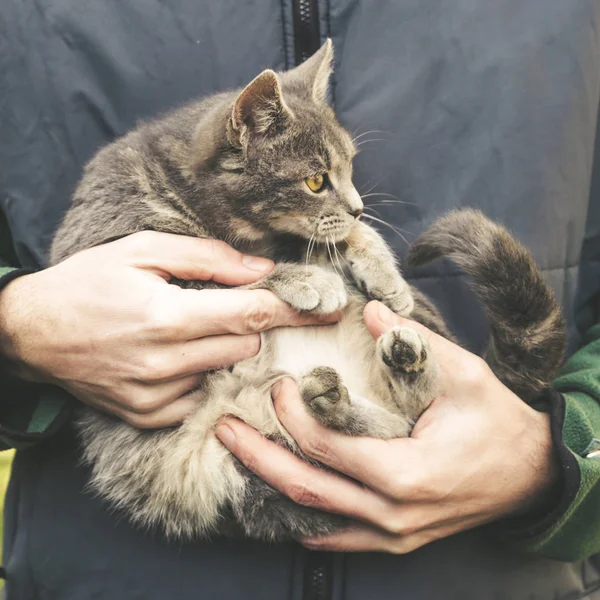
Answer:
[314,232,351,244]
[314,225,357,244]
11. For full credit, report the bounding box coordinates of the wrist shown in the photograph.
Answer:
[512,409,561,516]
[0,271,42,381]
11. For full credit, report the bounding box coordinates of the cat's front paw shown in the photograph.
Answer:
[379,285,414,316]
[349,260,414,316]
[260,264,347,314]
[379,326,428,374]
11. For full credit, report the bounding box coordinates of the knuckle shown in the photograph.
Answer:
[144,302,185,338]
[459,356,492,390]
[284,480,322,508]
[135,354,173,383]
[238,334,261,359]
[385,466,427,500]
[203,238,230,257]
[239,449,259,474]
[120,387,163,414]
[303,539,329,551]
[126,231,158,255]
[197,238,234,267]
[243,297,276,332]
[123,411,154,429]
[299,435,333,463]
[388,537,421,555]
[386,515,416,537]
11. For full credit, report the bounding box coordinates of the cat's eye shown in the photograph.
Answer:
[305,174,326,193]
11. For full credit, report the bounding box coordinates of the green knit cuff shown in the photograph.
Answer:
[514,392,600,561]
[0,267,73,448]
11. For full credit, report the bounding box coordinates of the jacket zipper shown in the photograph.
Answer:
[290,2,333,598]
[303,550,333,600]
[292,0,322,65]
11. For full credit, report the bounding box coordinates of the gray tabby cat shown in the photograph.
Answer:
[50,40,565,541]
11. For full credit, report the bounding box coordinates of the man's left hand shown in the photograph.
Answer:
[216,301,559,553]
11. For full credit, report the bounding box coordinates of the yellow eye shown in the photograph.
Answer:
[305,174,325,193]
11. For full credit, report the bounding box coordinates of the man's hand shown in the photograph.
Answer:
[0,232,337,428]
[216,301,559,553]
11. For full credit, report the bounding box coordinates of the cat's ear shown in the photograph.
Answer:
[228,70,293,147]
[281,39,333,104]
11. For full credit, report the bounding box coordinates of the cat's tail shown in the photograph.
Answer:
[406,208,565,402]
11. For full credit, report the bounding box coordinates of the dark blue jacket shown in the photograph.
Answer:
[1,1,600,598]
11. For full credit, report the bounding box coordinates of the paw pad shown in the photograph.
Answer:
[380,327,428,373]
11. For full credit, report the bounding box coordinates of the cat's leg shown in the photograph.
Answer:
[343,221,414,315]
[245,263,347,314]
[299,366,412,438]
[377,325,439,419]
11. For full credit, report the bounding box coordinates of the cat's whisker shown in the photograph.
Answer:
[305,232,316,272]
[360,213,412,246]
[366,201,417,208]
[332,241,349,272]
[363,206,384,219]
[330,239,343,272]
[356,138,388,147]
[351,129,387,143]
[361,192,403,201]
[359,179,382,196]
[325,236,341,277]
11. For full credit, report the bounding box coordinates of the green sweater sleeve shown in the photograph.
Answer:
[512,324,600,561]
[0,267,73,449]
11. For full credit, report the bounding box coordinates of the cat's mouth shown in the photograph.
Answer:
[314,214,356,243]
[268,212,356,243]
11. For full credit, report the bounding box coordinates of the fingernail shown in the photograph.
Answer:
[242,255,274,272]
[377,302,398,328]
[215,423,237,450]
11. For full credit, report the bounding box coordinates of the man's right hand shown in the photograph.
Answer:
[0,232,337,428]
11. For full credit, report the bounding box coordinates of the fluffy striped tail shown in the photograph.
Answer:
[407,209,565,402]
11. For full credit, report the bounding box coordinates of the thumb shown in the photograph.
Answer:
[118,232,274,285]
[363,301,463,362]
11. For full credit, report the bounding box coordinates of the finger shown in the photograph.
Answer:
[115,396,197,429]
[131,335,261,383]
[215,418,392,524]
[302,523,433,554]
[363,301,451,348]
[363,301,480,392]
[272,378,417,496]
[303,515,483,554]
[181,334,261,371]
[120,374,206,413]
[118,232,275,285]
[303,524,403,553]
[173,288,341,339]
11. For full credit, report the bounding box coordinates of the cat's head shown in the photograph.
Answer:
[212,40,363,244]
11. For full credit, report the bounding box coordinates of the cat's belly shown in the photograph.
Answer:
[267,297,376,400]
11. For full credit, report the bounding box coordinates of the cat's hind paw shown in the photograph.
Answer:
[379,326,429,374]
[300,366,351,429]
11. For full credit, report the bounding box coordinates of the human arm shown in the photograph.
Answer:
[0,231,338,444]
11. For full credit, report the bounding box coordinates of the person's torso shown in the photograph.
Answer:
[2,1,600,598]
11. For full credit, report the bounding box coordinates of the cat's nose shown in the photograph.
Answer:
[349,207,363,219]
